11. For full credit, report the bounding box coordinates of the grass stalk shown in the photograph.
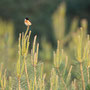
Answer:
[80,62,85,90]
[87,66,89,84]
[9,76,12,90]
[61,76,67,90]
[25,26,29,38]
[67,65,72,80]
[24,55,30,90]
[57,68,67,90]
[18,76,21,90]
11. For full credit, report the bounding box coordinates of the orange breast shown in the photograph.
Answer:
[25,20,32,26]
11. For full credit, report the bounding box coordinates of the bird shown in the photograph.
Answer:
[24,17,32,26]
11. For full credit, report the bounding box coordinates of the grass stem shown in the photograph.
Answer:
[80,62,85,90]
[87,66,89,84]
[24,55,30,90]
[18,77,21,90]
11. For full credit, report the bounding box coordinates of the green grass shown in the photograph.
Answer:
[0,25,90,90]
[0,2,90,90]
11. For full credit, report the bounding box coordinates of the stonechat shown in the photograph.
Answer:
[24,17,32,26]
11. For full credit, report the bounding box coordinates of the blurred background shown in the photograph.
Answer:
[0,0,90,78]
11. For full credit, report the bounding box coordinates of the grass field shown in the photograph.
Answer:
[0,24,90,90]
[0,3,90,90]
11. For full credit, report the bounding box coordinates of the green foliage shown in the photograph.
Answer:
[0,21,90,90]
[1,2,90,90]
[40,37,53,61]
[0,20,17,75]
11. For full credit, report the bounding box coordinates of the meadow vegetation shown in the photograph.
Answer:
[0,2,90,90]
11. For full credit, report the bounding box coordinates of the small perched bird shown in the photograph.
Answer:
[24,17,32,26]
